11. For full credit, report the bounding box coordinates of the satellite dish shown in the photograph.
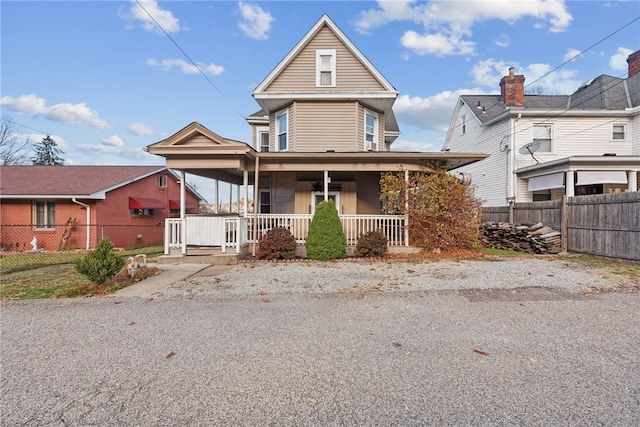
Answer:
[518,141,541,164]
[456,172,472,186]
[518,140,541,155]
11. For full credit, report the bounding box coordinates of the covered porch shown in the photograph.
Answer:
[145,122,488,262]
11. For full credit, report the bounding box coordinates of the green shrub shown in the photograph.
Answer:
[306,199,346,260]
[356,230,388,257]
[257,227,297,260]
[74,238,125,285]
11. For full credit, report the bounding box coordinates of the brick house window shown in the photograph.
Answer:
[130,208,153,217]
[33,201,55,229]
[158,175,167,188]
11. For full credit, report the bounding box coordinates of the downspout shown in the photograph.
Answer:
[72,198,91,250]
[507,113,521,203]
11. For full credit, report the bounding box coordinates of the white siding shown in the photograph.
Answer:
[447,104,510,207]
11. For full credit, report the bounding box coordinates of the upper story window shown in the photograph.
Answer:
[533,123,552,152]
[316,49,336,87]
[365,110,379,151]
[461,114,466,134]
[256,127,269,152]
[276,109,288,151]
[158,175,167,188]
[33,201,55,229]
[612,124,626,140]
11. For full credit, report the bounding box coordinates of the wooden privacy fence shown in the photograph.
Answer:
[481,192,640,261]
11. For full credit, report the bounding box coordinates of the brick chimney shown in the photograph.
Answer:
[627,50,640,77]
[500,67,525,107]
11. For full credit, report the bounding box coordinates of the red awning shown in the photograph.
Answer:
[169,199,197,210]
[129,197,165,209]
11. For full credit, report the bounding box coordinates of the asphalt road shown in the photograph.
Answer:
[1,289,639,426]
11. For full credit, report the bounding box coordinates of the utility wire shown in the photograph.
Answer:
[135,0,246,121]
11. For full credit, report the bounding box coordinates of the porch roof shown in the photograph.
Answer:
[515,155,640,179]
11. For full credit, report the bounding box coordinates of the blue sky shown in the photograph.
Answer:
[2,0,639,203]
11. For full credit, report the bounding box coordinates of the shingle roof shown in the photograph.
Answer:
[0,165,165,197]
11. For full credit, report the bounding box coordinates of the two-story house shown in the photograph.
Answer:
[444,50,640,207]
[146,14,487,256]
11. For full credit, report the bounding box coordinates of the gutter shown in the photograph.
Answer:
[72,198,91,250]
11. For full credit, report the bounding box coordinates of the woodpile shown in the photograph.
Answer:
[480,222,562,254]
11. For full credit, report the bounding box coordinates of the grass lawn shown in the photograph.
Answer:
[0,246,163,301]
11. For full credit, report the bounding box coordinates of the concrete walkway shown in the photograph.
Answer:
[114,263,232,298]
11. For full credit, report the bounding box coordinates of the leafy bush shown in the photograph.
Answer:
[257,227,297,260]
[380,170,482,251]
[74,238,125,285]
[356,230,388,257]
[306,199,346,260]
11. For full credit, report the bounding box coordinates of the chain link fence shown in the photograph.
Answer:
[1,224,164,273]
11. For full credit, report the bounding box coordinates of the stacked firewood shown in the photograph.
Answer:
[480,222,562,254]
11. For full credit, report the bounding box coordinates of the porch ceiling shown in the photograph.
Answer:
[159,151,489,183]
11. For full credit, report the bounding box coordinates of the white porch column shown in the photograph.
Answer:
[324,170,329,201]
[252,156,260,256]
[404,169,409,246]
[229,183,233,213]
[628,170,638,192]
[243,170,249,216]
[236,183,241,214]
[565,171,575,197]
[214,180,219,214]
[180,171,186,219]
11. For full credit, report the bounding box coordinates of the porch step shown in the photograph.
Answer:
[157,252,240,265]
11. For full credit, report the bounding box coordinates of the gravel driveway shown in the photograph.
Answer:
[1,256,639,426]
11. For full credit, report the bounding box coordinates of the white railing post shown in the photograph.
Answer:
[164,218,170,255]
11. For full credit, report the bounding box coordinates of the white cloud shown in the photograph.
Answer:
[391,139,437,152]
[354,0,572,56]
[238,2,274,40]
[394,89,483,132]
[76,143,153,160]
[146,58,224,75]
[0,94,107,129]
[127,122,158,136]
[563,48,583,63]
[610,47,634,71]
[102,135,124,147]
[494,34,509,48]
[120,0,181,34]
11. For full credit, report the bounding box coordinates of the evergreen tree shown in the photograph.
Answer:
[306,199,346,260]
[32,135,64,165]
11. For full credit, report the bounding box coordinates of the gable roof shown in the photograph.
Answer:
[252,14,398,113]
[0,165,203,200]
[146,122,252,156]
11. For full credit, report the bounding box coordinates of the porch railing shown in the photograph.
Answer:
[164,214,407,255]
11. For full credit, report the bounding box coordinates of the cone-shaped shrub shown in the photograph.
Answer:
[306,199,346,260]
[74,238,125,285]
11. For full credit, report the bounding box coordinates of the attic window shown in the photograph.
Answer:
[158,175,167,188]
[316,49,336,87]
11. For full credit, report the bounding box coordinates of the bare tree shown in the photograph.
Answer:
[0,115,32,165]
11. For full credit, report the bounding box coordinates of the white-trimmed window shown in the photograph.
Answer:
[275,110,288,151]
[256,127,269,152]
[311,191,340,215]
[612,123,626,140]
[533,123,553,152]
[365,110,378,151]
[316,49,336,87]
[461,114,466,134]
[158,175,167,188]
[33,201,55,229]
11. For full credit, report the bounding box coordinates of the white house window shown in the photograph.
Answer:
[461,114,466,134]
[533,123,552,152]
[316,49,336,87]
[33,201,55,229]
[158,175,167,188]
[311,191,340,214]
[612,124,626,140]
[256,127,269,152]
[365,110,378,151]
[275,110,288,151]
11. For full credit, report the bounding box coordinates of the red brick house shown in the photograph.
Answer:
[0,165,204,251]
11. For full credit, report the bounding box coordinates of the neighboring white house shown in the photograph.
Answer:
[444,50,640,207]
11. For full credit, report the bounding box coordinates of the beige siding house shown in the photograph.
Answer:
[147,15,487,257]
[444,51,640,207]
